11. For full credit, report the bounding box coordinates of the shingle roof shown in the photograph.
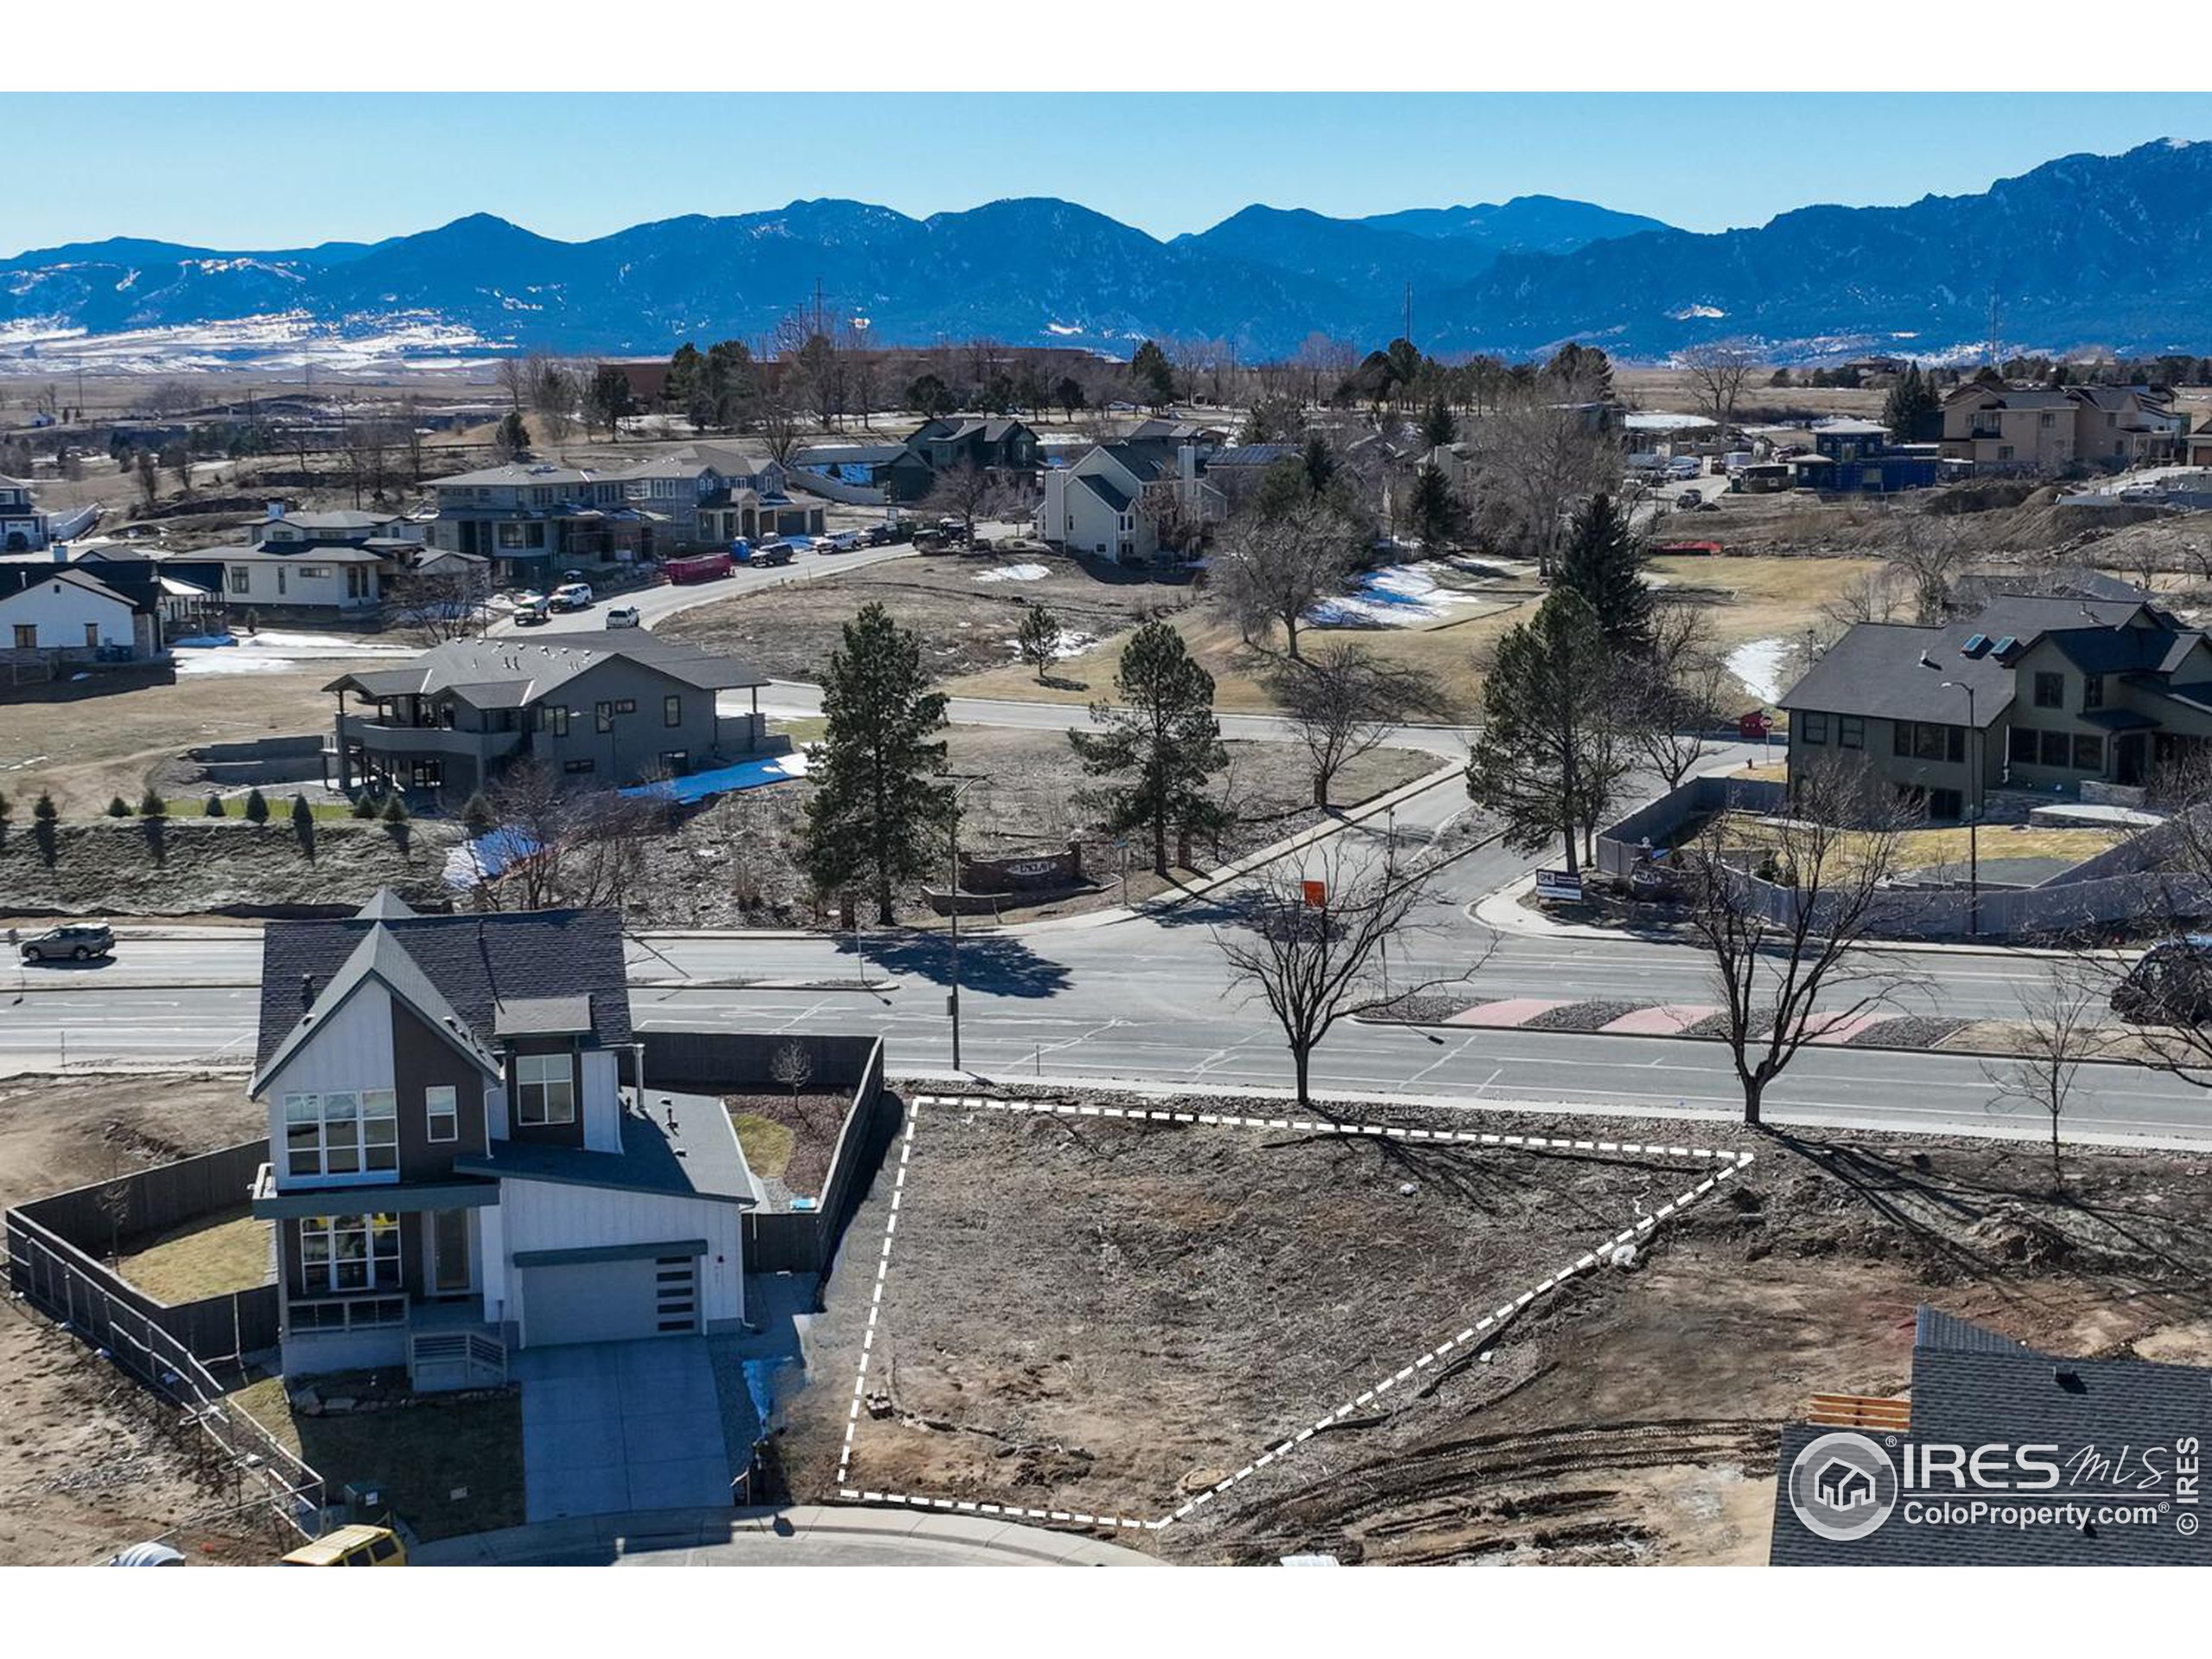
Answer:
[1773,1306,2212,1566]
[1205,444,1297,469]
[255,905,633,1071]
[251,921,504,1096]
[1075,473,1131,513]
[454,1088,755,1206]
[326,635,766,704]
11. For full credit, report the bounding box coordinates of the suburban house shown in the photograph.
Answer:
[1203,442,1300,509]
[0,474,51,552]
[247,893,758,1387]
[904,415,1039,477]
[0,563,167,668]
[1036,438,1225,564]
[1779,593,2212,819]
[196,503,425,622]
[1940,384,2183,474]
[788,441,935,505]
[324,633,771,797]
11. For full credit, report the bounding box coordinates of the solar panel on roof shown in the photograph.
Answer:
[1961,633,1990,658]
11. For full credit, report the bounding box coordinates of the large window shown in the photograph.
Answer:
[2074,734,2104,772]
[515,1053,575,1125]
[2040,729,2072,768]
[1894,721,1966,764]
[2034,671,2065,709]
[1837,715,1865,751]
[283,1090,397,1179]
[299,1213,401,1294]
[2009,727,2037,765]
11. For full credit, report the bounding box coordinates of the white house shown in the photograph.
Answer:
[0,474,50,553]
[248,894,757,1389]
[0,564,163,665]
[1037,439,1225,564]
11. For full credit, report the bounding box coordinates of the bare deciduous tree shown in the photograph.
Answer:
[1207,498,1360,659]
[461,762,663,912]
[1465,394,1623,576]
[1679,339,1760,436]
[925,460,1019,543]
[1273,640,1452,807]
[1880,509,1967,625]
[1681,757,1920,1125]
[1619,600,1738,792]
[1981,957,2110,1192]
[769,1039,815,1098]
[1213,837,1457,1106]
[385,557,494,645]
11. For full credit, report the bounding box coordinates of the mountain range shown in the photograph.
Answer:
[6,141,2212,368]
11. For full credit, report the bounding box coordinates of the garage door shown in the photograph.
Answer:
[522,1253,699,1347]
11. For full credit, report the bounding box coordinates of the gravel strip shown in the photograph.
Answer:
[1357,994,1491,1025]
[1846,1015,1970,1050]
[1522,999,1649,1033]
[1681,1009,1777,1041]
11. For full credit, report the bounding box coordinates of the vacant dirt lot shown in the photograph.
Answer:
[662,551,1198,683]
[0,817,461,916]
[785,1086,2212,1566]
[0,1072,271,1565]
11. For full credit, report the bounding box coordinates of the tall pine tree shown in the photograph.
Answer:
[1070,622,1226,874]
[1408,461,1465,549]
[800,603,951,924]
[1465,590,1624,876]
[1129,340,1177,408]
[1881,363,1938,442]
[1555,492,1653,655]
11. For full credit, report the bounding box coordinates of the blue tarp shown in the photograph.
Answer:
[620,753,809,807]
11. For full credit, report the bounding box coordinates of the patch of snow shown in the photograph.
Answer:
[172,629,416,675]
[1001,628,1096,662]
[1669,304,1726,321]
[1308,563,1486,629]
[1726,637,1791,705]
[1046,323,1083,337]
[974,563,1050,583]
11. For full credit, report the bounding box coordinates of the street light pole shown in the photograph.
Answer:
[1923,655,1980,937]
[945,776,984,1073]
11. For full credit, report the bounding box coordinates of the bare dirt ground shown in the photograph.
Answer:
[661,550,1198,684]
[0,1072,273,1565]
[784,1085,2212,1566]
[621,730,1440,930]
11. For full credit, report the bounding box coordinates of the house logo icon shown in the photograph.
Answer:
[1787,1432,1898,1542]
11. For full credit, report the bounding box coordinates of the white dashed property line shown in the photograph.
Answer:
[836,1092,1752,1535]
[835,1105,918,1489]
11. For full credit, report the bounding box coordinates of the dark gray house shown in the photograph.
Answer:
[1780,594,2212,819]
[326,635,770,798]
[248,893,756,1386]
[1771,1305,2210,1566]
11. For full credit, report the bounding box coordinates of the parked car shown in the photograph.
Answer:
[1675,489,1703,509]
[281,1525,408,1568]
[748,538,794,567]
[22,923,114,963]
[513,594,551,626]
[2111,936,2212,1026]
[550,582,594,612]
[604,604,641,629]
[823,530,864,553]
[1666,456,1703,480]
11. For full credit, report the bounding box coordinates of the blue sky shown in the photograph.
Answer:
[12,92,2209,256]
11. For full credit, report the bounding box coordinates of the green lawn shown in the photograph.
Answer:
[117,1207,272,1303]
[232,1372,526,1542]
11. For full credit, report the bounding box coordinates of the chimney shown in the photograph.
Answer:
[299,972,315,1011]
[1178,442,1198,484]
[52,540,68,564]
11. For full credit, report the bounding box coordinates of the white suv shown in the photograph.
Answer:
[550,582,594,612]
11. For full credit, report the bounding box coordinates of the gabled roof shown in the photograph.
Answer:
[1075,473,1132,513]
[325,635,766,704]
[255,901,633,1076]
[0,563,156,615]
[1205,444,1297,469]
[251,920,504,1096]
[430,461,600,489]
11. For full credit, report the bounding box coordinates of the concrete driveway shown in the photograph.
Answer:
[512,1341,733,1522]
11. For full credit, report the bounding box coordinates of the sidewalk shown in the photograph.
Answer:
[413,1503,1160,1567]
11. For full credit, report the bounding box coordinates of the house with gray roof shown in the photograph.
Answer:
[247,892,757,1386]
[0,473,52,552]
[1779,594,2212,819]
[1770,1304,2211,1565]
[325,633,770,798]
[1036,436,1225,564]
[189,501,426,623]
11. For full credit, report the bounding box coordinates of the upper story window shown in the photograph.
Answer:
[2033,671,2064,709]
[2082,674,2105,711]
[1837,715,1865,750]
[426,1085,459,1144]
[664,694,683,728]
[284,1090,397,1179]
[515,1053,575,1125]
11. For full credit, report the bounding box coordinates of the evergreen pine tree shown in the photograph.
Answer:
[1420,397,1459,450]
[1880,364,1939,442]
[138,789,166,817]
[1069,621,1227,875]
[1129,340,1177,408]
[382,793,410,823]
[1408,461,1465,549]
[244,787,269,825]
[799,603,951,925]
[1555,492,1654,655]
[205,793,226,817]
[105,795,132,817]
[1016,604,1063,683]
[461,791,497,838]
[1465,590,1620,877]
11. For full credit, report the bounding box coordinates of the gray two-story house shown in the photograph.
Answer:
[1780,594,2212,820]
[326,635,770,797]
[247,893,757,1387]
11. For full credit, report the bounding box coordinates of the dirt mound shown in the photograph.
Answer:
[0,818,458,916]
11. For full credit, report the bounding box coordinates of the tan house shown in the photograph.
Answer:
[1941,384,2183,474]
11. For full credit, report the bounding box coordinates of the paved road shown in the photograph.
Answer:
[492,541,918,639]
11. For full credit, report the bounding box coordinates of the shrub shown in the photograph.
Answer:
[244,788,269,824]
[33,793,57,823]
[204,794,226,817]
[105,796,133,818]
[138,789,167,818]
[381,794,410,824]
[291,794,314,829]
[461,791,496,838]
[350,792,379,819]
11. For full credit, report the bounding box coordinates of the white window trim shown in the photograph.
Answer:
[283,1090,398,1182]
[425,1084,459,1144]
[297,1212,401,1294]
[514,1052,576,1126]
